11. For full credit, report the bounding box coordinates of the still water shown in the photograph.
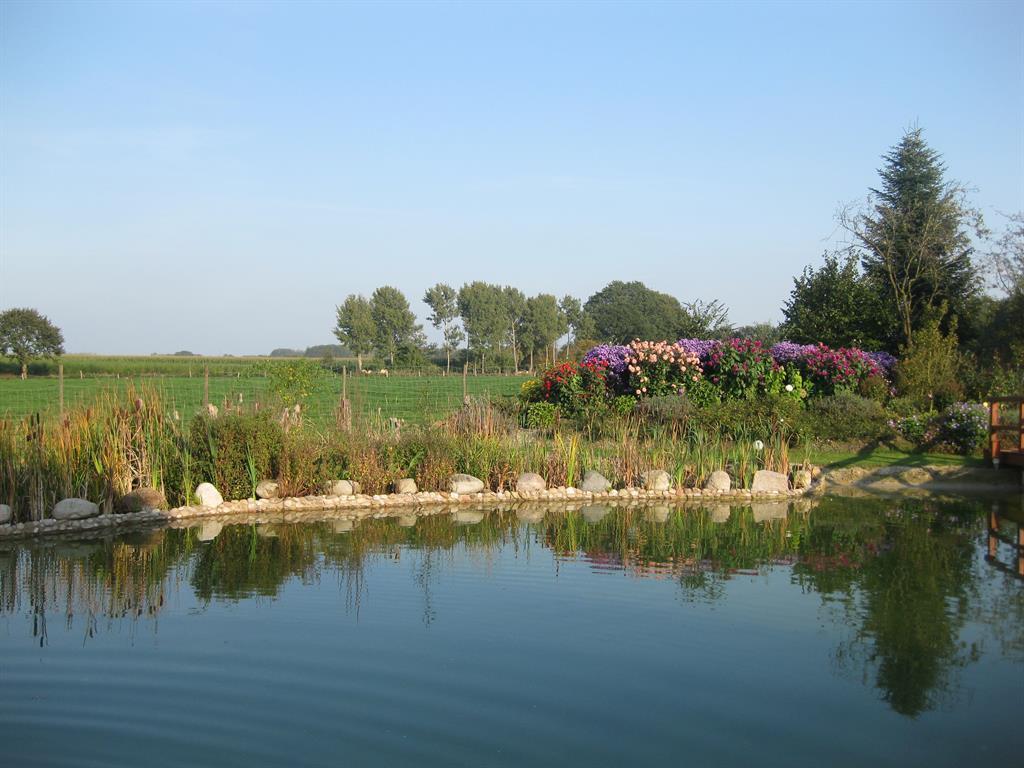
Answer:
[1,495,1022,767]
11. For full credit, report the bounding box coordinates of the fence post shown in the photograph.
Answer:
[990,401,1000,461]
[1019,399,1024,452]
[339,366,352,430]
[203,366,210,407]
[463,362,469,405]
[58,363,64,416]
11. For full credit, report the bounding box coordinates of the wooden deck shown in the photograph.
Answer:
[986,397,1024,468]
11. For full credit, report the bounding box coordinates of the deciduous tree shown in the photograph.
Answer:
[423,283,464,374]
[370,286,423,368]
[334,295,375,370]
[0,307,64,379]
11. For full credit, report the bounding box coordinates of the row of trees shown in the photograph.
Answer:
[333,281,741,374]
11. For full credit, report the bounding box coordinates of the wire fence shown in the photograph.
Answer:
[0,368,528,428]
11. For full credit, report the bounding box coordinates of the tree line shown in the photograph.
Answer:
[333,281,739,374]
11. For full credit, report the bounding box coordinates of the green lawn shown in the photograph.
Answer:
[810,446,986,469]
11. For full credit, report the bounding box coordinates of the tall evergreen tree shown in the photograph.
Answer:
[847,128,983,350]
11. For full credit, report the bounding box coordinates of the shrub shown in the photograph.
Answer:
[699,395,805,441]
[858,374,890,402]
[704,338,779,399]
[802,344,881,395]
[539,360,609,415]
[802,392,889,441]
[895,316,964,410]
[624,340,703,398]
[935,403,987,453]
[525,401,558,430]
[581,344,631,393]
[890,412,931,445]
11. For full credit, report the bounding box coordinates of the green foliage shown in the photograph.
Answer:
[538,361,609,416]
[895,314,964,410]
[704,339,779,400]
[423,283,464,371]
[371,286,424,367]
[781,251,886,349]
[0,307,65,378]
[858,374,891,402]
[264,359,329,405]
[854,128,982,349]
[523,294,566,365]
[334,295,376,366]
[525,401,557,430]
[584,281,690,344]
[802,392,889,441]
[458,282,507,371]
[189,411,284,501]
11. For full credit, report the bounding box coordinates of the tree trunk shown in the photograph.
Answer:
[357,352,362,371]
[446,347,451,375]
[20,361,27,380]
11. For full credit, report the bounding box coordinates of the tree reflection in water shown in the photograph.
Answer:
[1,494,1021,717]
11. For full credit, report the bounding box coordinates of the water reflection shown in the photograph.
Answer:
[1,494,1022,719]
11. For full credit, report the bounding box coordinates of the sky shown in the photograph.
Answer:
[1,0,1021,354]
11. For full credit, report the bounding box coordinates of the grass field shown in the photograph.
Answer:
[0,368,525,426]
[810,446,985,469]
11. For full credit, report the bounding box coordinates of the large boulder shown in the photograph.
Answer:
[580,470,611,493]
[195,483,224,508]
[394,478,418,495]
[0,504,11,525]
[641,470,672,492]
[703,470,731,492]
[751,470,789,493]
[449,474,484,494]
[327,480,359,496]
[516,472,547,493]
[52,498,100,520]
[116,487,168,513]
[256,480,280,499]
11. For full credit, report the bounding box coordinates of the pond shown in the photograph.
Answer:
[1,495,1022,767]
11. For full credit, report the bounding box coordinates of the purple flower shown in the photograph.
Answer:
[864,350,897,376]
[582,345,631,391]
[770,341,817,365]
[677,339,721,362]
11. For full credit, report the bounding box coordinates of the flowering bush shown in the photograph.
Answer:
[936,402,988,453]
[864,350,898,378]
[581,344,631,394]
[677,338,721,363]
[538,360,609,415]
[624,340,702,398]
[802,344,882,395]
[704,338,780,399]
[770,342,817,365]
[889,412,932,445]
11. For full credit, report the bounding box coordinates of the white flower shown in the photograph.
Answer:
[753,439,765,451]
[785,384,794,392]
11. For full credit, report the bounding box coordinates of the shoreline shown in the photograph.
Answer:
[2,464,1018,541]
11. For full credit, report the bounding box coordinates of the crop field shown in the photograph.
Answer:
[0,356,525,427]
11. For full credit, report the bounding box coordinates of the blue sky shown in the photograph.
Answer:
[1,0,1021,354]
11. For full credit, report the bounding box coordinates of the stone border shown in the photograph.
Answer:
[0,484,810,541]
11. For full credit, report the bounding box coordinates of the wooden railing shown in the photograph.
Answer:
[989,396,1024,467]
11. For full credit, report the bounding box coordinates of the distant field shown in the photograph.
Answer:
[0,354,343,378]
[0,367,524,427]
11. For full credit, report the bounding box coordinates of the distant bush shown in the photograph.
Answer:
[802,392,889,441]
